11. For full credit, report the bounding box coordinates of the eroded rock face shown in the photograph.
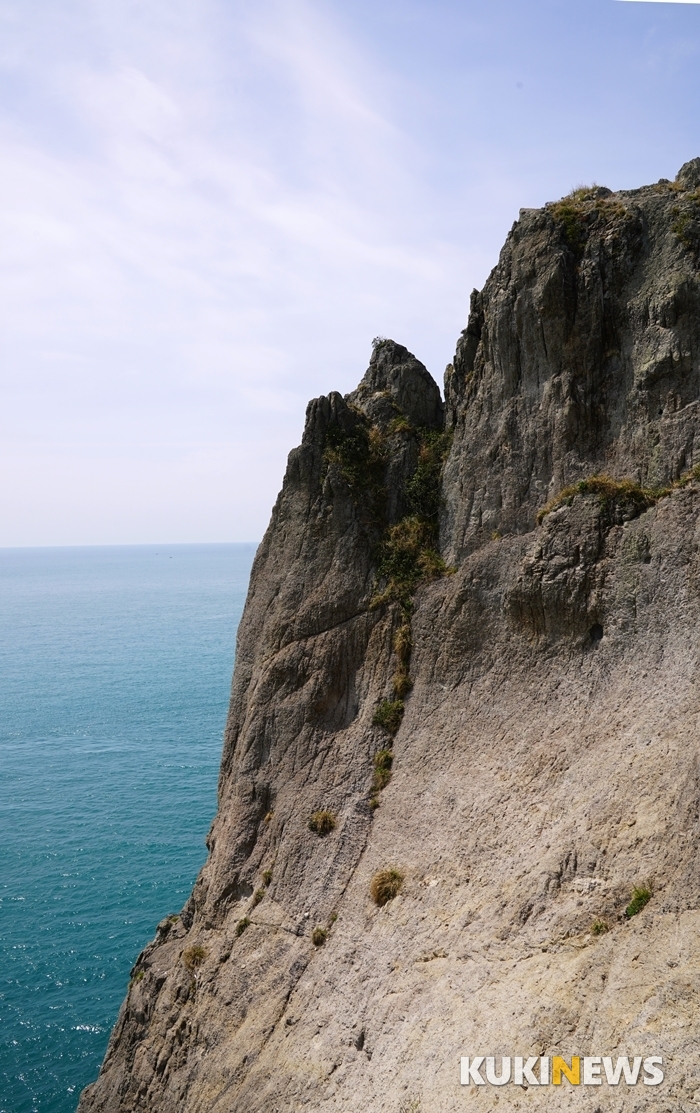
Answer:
[79,164,700,1113]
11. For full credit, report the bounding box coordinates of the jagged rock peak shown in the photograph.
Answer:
[347,337,443,430]
[676,156,700,190]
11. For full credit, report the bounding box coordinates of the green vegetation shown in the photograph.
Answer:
[373,516,448,610]
[182,944,208,971]
[372,701,404,736]
[370,867,404,907]
[312,927,328,947]
[538,467,700,525]
[235,917,251,937]
[405,430,452,522]
[591,918,610,936]
[625,885,652,920]
[671,194,700,252]
[251,888,265,908]
[372,749,394,791]
[308,809,337,836]
[369,748,394,809]
[323,412,387,526]
[130,968,145,986]
[261,868,273,886]
[324,410,451,803]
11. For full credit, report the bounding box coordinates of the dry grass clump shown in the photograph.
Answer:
[308,810,336,836]
[182,944,207,971]
[312,927,327,946]
[539,465,700,526]
[251,888,265,908]
[235,917,251,937]
[537,474,669,524]
[261,868,273,886]
[370,867,404,907]
[591,918,609,936]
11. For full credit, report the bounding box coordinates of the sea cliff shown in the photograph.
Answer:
[80,159,700,1112]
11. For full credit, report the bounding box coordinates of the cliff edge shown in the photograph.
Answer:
[80,160,700,1112]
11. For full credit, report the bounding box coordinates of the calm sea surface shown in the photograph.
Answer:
[0,544,256,1113]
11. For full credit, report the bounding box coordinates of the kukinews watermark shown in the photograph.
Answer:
[460,1056,664,1088]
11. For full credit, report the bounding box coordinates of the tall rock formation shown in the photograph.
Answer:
[80,160,700,1112]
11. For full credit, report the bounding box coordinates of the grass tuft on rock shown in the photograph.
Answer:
[625,885,652,920]
[251,888,265,908]
[182,945,207,971]
[372,749,394,792]
[308,810,337,836]
[537,474,675,525]
[372,700,404,735]
[235,917,251,937]
[370,867,404,907]
[591,918,609,936]
[261,868,273,886]
[311,927,327,947]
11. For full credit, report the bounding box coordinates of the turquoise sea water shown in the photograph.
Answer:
[0,544,256,1113]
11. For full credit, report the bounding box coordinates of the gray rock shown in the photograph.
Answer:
[79,162,700,1113]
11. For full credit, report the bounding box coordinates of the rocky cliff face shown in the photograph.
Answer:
[80,160,700,1113]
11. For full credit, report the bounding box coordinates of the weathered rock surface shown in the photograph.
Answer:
[79,163,700,1112]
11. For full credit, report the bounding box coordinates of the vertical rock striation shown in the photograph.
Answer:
[80,161,700,1112]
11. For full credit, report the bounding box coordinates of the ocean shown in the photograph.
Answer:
[0,543,256,1113]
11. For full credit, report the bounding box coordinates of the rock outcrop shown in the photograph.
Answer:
[79,161,700,1112]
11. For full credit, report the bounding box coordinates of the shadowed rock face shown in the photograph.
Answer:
[80,163,700,1113]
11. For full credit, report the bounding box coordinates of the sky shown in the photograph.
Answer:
[1,0,699,545]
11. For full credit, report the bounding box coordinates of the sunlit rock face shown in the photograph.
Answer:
[80,161,700,1113]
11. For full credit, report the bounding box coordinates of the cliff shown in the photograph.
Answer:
[80,159,700,1112]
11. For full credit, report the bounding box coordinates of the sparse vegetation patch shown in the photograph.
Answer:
[591,918,609,936]
[370,867,404,907]
[671,190,700,253]
[547,187,628,261]
[235,917,251,937]
[372,700,404,736]
[322,411,387,527]
[536,472,700,525]
[312,927,327,946]
[251,888,265,908]
[261,868,273,886]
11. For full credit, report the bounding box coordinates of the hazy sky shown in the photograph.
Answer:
[1,0,699,544]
